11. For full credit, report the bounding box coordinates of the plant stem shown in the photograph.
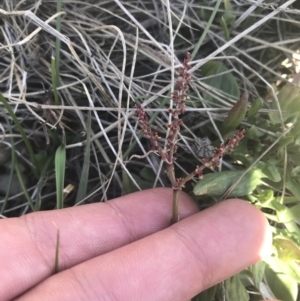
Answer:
[171,189,179,224]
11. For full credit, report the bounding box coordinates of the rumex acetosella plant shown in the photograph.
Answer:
[135,53,245,224]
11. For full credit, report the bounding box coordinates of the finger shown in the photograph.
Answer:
[16,199,272,301]
[0,188,197,301]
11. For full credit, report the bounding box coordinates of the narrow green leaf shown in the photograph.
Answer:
[221,92,248,135]
[53,222,60,274]
[191,0,222,59]
[122,169,134,194]
[225,274,249,301]
[220,17,230,41]
[76,111,91,204]
[0,93,39,176]
[248,98,263,120]
[14,157,35,211]
[193,169,265,197]
[55,145,66,209]
[1,114,16,214]
[55,0,62,88]
[51,56,60,105]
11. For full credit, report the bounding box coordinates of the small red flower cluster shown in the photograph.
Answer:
[135,53,245,191]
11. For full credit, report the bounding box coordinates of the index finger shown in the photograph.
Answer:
[0,188,197,301]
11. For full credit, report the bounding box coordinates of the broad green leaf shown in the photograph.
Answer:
[286,173,300,200]
[123,172,153,194]
[250,261,267,289]
[269,76,300,124]
[225,274,249,301]
[55,145,66,209]
[291,166,300,179]
[201,61,240,104]
[193,169,265,197]
[244,125,264,140]
[140,167,156,182]
[255,189,274,205]
[265,259,299,301]
[277,203,300,223]
[262,164,281,182]
[193,285,217,301]
[221,91,248,135]
[278,136,294,149]
[274,236,300,262]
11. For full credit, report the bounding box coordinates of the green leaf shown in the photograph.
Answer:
[269,78,300,124]
[278,136,294,149]
[225,274,249,301]
[223,0,235,25]
[248,98,263,120]
[262,164,281,182]
[250,261,267,289]
[277,203,300,223]
[220,17,230,41]
[265,260,299,301]
[122,169,133,194]
[286,172,300,200]
[201,61,240,104]
[274,236,300,262]
[54,223,60,274]
[75,111,91,204]
[255,189,274,205]
[291,166,300,178]
[244,125,264,140]
[55,145,66,209]
[193,285,217,301]
[193,169,265,197]
[140,167,156,182]
[221,92,248,135]
[0,92,40,176]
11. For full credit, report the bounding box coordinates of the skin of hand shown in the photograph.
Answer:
[0,188,272,301]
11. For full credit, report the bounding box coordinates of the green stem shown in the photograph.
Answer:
[171,189,179,224]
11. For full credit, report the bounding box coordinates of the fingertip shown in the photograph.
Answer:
[223,199,273,261]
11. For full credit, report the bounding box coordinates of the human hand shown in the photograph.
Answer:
[0,188,271,301]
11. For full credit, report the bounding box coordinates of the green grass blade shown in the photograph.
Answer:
[34,155,55,211]
[191,0,223,59]
[55,145,66,209]
[51,56,60,105]
[75,111,91,204]
[15,157,35,211]
[1,115,16,214]
[0,92,40,176]
[55,0,62,89]
[53,222,60,273]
